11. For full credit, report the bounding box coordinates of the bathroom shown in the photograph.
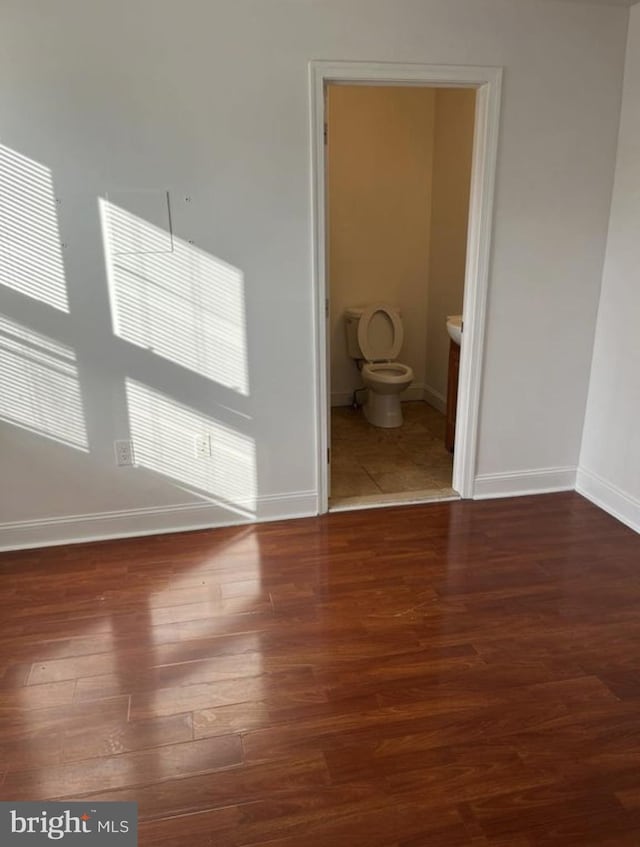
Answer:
[327,83,476,509]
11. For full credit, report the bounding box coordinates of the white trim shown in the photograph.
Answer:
[310,61,503,512]
[331,391,357,408]
[0,492,318,552]
[257,490,318,521]
[330,492,460,513]
[576,468,640,535]
[401,383,429,403]
[423,385,447,414]
[453,70,503,500]
[473,466,577,500]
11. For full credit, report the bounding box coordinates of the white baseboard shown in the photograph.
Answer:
[423,384,446,414]
[473,466,577,500]
[257,491,318,521]
[331,390,358,407]
[0,491,318,552]
[331,384,427,407]
[576,467,640,535]
[401,384,426,403]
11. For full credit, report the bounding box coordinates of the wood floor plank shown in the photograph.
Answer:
[1,734,243,800]
[0,679,76,711]
[0,695,131,734]
[0,728,65,769]
[137,805,239,847]
[126,668,327,720]
[34,650,266,689]
[63,753,332,819]
[233,798,468,847]
[1,492,639,845]
[62,712,194,761]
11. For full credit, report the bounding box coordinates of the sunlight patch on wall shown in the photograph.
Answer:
[105,189,173,256]
[126,379,256,515]
[0,316,88,449]
[0,145,68,311]
[101,200,249,395]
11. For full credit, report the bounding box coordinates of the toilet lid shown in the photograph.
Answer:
[357,303,403,362]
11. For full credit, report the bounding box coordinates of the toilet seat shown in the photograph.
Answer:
[362,362,413,384]
[357,303,403,363]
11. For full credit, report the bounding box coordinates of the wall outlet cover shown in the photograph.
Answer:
[114,439,135,467]
[194,434,212,459]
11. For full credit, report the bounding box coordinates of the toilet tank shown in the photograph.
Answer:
[345,307,364,359]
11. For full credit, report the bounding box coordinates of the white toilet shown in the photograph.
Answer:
[345,304,414,428]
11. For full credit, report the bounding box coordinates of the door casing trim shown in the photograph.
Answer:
[309,61,503,510]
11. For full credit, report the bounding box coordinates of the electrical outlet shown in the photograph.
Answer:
[194,434,211,459]
[114,439,135,467]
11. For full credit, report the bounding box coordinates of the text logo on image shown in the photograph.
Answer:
[0,803,137,844]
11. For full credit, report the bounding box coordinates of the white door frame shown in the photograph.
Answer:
[310,61,503,512]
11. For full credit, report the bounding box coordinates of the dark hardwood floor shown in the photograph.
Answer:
[1,492,640,845]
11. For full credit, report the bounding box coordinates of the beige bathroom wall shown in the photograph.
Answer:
[328,85,436,404]
[425,89,476,411]
[328,85,475,409]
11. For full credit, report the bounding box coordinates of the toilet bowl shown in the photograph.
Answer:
[345,303,414,428]
[362,361,414,427]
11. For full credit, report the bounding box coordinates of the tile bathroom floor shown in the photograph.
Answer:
[330,401,456,508]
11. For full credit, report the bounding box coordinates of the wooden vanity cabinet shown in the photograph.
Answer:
[445,339,460,453]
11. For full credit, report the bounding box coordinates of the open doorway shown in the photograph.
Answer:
[310,62,502,514]
[327,84,474,509]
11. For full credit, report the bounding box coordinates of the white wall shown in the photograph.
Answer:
[578,5,640,533]
[328,85,435,406]
[0,0,628,548]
